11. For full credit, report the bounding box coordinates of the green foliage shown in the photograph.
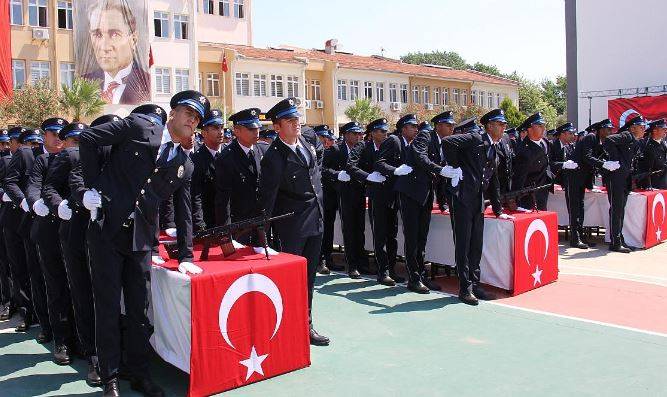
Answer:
[344,98,383,126]
[59,77,106,122]
[400,51,468,70]
[500,98,523,128]
[540,75,567,115]
[1,80,62,128]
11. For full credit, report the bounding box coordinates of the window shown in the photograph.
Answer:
[452,88,459,105]
[175,69,189,91]
[234,0,244,18]
[203,0,214,14]
[270,75,284,97]
[198,73,203,91]
[400,84,408,104]
[471,90,477,105]
[12,60,26,89]
[155,68,171,94]
[337,79,347,100]
[57,1,73,29]
[364,81,373,100]
[253,74,267,96]
[235,72,250,96]
[349,80,359,100]
[206,73,220,96]
[422,86,429,104]
[412,85,419,104]
[434,87,441,105]
[10,0,23,25]
[376,82,385,102]
[496,93,501,107]
[60,62,75,88]
[29,0,48,27]
[461,90,467,106]
[389,83,398,103]
[310,80,321,100]
[219,0,230,16]
[154,11,169,38]
[488,92,493,108]
[30,61,50,84]
[443,88,449,105]
[479,91,485,107]
[174,14,188,39]
[286,76,299,98]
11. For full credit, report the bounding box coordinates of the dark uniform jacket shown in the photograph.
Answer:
[374,134,409,206]
[4,147,37,237]
[603,131,641,190]
[191,144,219,231]
[394,130,443,206]
[512,137,554,191]
[26,152,58,241]
[549,139,575,186]
[323,142,366,195]
[571,133,606,189]
[636,138,667,189]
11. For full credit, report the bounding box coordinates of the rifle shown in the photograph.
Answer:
[164,211,294,261]
[631,169,664,190]
[499,183,553,212]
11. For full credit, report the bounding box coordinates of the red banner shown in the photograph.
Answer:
[0,0,12,100]
[608,95,667,128]
[641,190,667,249]
[512,212,559,296]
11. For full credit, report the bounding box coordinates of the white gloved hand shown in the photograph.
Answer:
[178,261,203,275]
[602,161,620,171]
[562,160,579,170]
[253,246,279,256]
[232,239,245,249]
[590,188,604,193]
[20,198,29,212]
[394,164,413,176]
[337,170,351,182]
[83,189,102,211]
[151,255,165,265]
[450,175,461,188]
[440,165,462,178]
[58,200,72,220]
[33,199,50,217]
[516,206,532,213]
[2,193,11,202]
[366,171,386,183]
[165,228,177,238]
[498,213,515,220]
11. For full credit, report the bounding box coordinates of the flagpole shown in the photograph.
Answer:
[222,52,227,123]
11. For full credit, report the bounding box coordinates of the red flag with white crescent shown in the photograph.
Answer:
[149,45,154,68]
[512,212,559,295]
[221,53,229,73]
[608,94,667,128]
[642,190,667,248]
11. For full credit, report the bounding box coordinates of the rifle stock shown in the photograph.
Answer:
[499,183,552,212]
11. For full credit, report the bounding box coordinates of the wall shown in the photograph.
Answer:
[470,81,518,109]
[196,0,252,46]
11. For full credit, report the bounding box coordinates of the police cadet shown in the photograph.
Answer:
[192,108,224,231]
[314,125,340,275]
[260,97,329,346]
[80,91,206,397]
[214,108,268,245]
[323,121,369,278]
[442,118,514,305]
[347,118,403,286]
[4,127,52,339]
[259,127,277,145]
[636,119,667,189]
[222,127,233,146]
[431,111,456,210]
[603,115,647,253]
[0,128,16,321]
[512,112,554,210]
[480,109,513,195]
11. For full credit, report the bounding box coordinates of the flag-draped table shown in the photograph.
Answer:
[149,245,310,397]
[334,208,559,296]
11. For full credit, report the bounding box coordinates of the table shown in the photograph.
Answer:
[150,245,310,396]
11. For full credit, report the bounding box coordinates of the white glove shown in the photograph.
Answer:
[20,198,29,212]
[232,239,245,249]
[440,165,461,178]
[178,261,203,275]
[151,255,165,265]
[562,160,579,170]
[253,246,279,256]
[590,188,604,193]
[57,200,72,220]
[498,213,515,220]
[33,199,50,217]
[165,228,177,238]
[366,171,386,183]
[602,161,620,171]
[394,164,413,176]
[2,193,11,202]
[516,207,533,213]
[83,189,102,211]
[337,170,351,182]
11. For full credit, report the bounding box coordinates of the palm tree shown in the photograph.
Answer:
[60,77,106,122]
[344,98,384,126]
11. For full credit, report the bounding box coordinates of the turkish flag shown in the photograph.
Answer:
[512,212,559,295]
[608,95,667,128]
[221,53,229,73]
[149,45,154,68]
[0,0,12,100]
[641,190,667,248]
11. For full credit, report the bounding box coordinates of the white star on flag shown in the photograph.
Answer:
[531,265,543,286]
[657,228,662,241]
[239,346,268,381]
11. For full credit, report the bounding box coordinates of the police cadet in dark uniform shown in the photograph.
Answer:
[442,118,514,305]
[314,125,340,274]
[259,128,277,145]
[4,128,52,339]
[222,127,233,146]
[80,91,206,397]
[192,108,224,231]
[323,121,368,278]
[0,128,16,321]
[603,115,647,253]
[480,110,513,195]
[512,112,554,210]
[347,118,403,286]
[636,119,667,189]
[214,108,268,246]
[431,111,456,210]
[260,97,329,346]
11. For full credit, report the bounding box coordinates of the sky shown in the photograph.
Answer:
[252,0,566,82]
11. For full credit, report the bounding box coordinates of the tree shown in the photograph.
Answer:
[470,62,506,78]
[540,75,567,115]
[344,98,383,126]
[60,77,106,122]
[400,50,469,69]
[449,103,485,123]
[500,98,523,128]
[1,80,62,128]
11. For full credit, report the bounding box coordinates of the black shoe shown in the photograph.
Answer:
[423,279,442,291]
[36,331,53,344]
[130,377,165,397]
[0,304,15,321]
[53,344,72,365]
[390,273,406,284]
[377,275,396,286]
[103,379,120,397]
[15,317,32,333]
[569,239,589,249]
[309,327,330,346]
[86,361,102,387]
[459,292,479,306]
[348,269,361,279]
[473,288,493,301]
[407,281,430,294]
[317,263,330,275]
[609,244,631,253]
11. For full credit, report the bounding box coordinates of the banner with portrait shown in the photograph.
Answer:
[73,0,150,105]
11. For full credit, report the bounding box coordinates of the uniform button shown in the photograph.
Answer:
[154,168,158,173]
[135,152,139,156]
[140,189,145,194]
[170,180,173,184]
[135,201,139,206]
[147,178,151,183]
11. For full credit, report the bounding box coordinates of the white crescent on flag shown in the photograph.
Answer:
[652,193,665,227]
[219,274,283,349]
[524,219,549,266]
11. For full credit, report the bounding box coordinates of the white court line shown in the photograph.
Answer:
[560,265,667,282]
[559,271,667,287]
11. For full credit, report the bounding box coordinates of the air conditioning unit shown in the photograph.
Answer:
[304,100,312,110]
[294,97,304,107]
[425,103,434,110]
[390,102,401,111]
[315,100,324,109]
[32,28,50,41]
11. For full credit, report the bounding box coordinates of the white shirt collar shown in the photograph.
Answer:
[402,136,410,146]
[206,145,220,158]
[373,142,380,151]
[238,142,254,155]
[281,138,302,153]
[103,63,132,90]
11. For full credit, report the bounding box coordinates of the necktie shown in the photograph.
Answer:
[157,142,173,166]
[102,81,120,104]
[248,149,257,175]
[540,141,547,154]
[296,145,309,166]
[487,142,496,160]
